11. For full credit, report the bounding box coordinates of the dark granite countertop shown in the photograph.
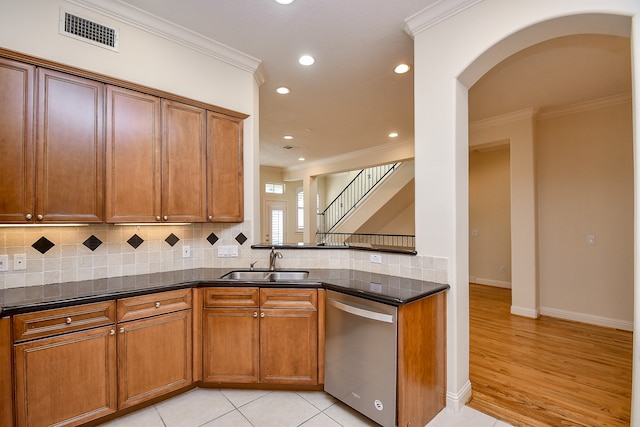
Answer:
[0,268,449,316]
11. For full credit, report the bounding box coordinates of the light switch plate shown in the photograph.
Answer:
[14,254,26,270]
[217,245,239,257]
[0,255,8,272]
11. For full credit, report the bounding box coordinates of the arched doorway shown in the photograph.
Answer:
[406,2,639,419]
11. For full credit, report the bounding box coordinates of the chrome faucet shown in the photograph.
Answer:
[269,247,283,271]
[249,260,258,271]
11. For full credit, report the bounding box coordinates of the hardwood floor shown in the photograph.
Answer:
[468,283,632,427]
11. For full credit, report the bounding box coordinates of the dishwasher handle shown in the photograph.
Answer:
[328,298,395,323]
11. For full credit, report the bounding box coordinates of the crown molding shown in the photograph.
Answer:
[402,0,484,38]
[537,92,631,120]
[469,108,538,131]
[67,0,263,82]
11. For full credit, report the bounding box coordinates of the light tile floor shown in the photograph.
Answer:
[98,388,514,427]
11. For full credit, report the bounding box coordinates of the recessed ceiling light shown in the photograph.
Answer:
[275,0,294,4]
[276,86,290,94]
[283,135,293,140]
[394,64,411,74]
[299,55,315,66]
[389,132,399,138]
[298,157,305,161]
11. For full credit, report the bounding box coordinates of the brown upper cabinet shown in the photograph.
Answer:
[0,62,104,223]
[36,69,105,223]
[0,50,247,224]
[105,86,162,223]
[105,91,207,223]
[207,111,244,222]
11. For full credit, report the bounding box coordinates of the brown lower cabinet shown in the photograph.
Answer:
[11,289,193,427]
[203,287,319,385]
[14,325,118,427]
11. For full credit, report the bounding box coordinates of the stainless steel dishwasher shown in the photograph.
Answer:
[324,290,398,427]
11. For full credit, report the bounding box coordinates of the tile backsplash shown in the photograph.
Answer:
[0,222,448,289]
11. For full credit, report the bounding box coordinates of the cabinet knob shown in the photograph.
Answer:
[163,215,168,221]
[260,312,265,318]
[155,216,161,221]
[25,213,32,220]
[253,311,258,318]
[155,301,161,308]
[110,329,115,336]
[37,214,43,221]
[208,215,213,220]
[65,317,72,324]
[119,327,125,334]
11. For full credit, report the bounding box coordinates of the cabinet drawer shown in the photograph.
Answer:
[204,287,259,308]
[260,288,317,310]
[117,288,192,322]
[13,301,116,342]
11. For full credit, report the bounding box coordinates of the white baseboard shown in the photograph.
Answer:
[511,305,539,318]
[446,380,472,412]
[469,277,511,288]
[540,306,633,331]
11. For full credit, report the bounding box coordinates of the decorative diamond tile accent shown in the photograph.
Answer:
[206,233,219,246]
[127,234,144,249]
[32,236,55,254]
[83,235,102,252]
[235,233,247,245]
[165,233,180,247]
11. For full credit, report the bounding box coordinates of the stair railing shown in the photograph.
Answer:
[317,162,399,235]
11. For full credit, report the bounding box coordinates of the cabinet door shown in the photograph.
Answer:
[0,58,35,223]
[206,111,243,222]
[105,86,161,223]
[14,325,117,427]
[203,308,259,383]
[36,68,104,222]
[1,318,13,427]
[161,100,206,222]
[117,310,192,409]
[259,289,318,385]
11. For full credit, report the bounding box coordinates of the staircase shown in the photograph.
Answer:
[316,161,415,248]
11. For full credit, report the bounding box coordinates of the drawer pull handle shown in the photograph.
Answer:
[110,329,115,336]
[155,302,161,308]
[65,317,72,324]
[119,327,125,334]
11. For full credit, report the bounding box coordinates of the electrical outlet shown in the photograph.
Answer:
[14,254,26,271]
[0,255,8,272]
[587,235,596,245]
[182,245,191,258]
[370,254,382,264]
[500,265,506,273]
[370,282,382,293]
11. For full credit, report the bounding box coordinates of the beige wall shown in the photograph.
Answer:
[469,147,511,287]
[537,100,633,325]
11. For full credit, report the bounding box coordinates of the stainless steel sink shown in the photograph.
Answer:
[220,270,309,281]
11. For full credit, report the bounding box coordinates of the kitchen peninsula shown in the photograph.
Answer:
[0,268,447,427]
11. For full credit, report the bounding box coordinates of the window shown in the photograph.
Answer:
[265,183,284,194]
[271,208,284,245]
[296,188,304,231]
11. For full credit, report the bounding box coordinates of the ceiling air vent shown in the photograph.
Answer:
[59,9,119,52]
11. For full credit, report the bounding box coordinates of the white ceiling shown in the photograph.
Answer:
[112,1,632,169]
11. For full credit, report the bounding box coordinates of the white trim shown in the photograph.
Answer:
[446,379,472,412]
[469,277,511,289]
[537,92,632,120]
[469,108,538,131]
[67,0,263,80]
[402,0,483,37]
[510,305,540,319]
[540,306,633,331]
